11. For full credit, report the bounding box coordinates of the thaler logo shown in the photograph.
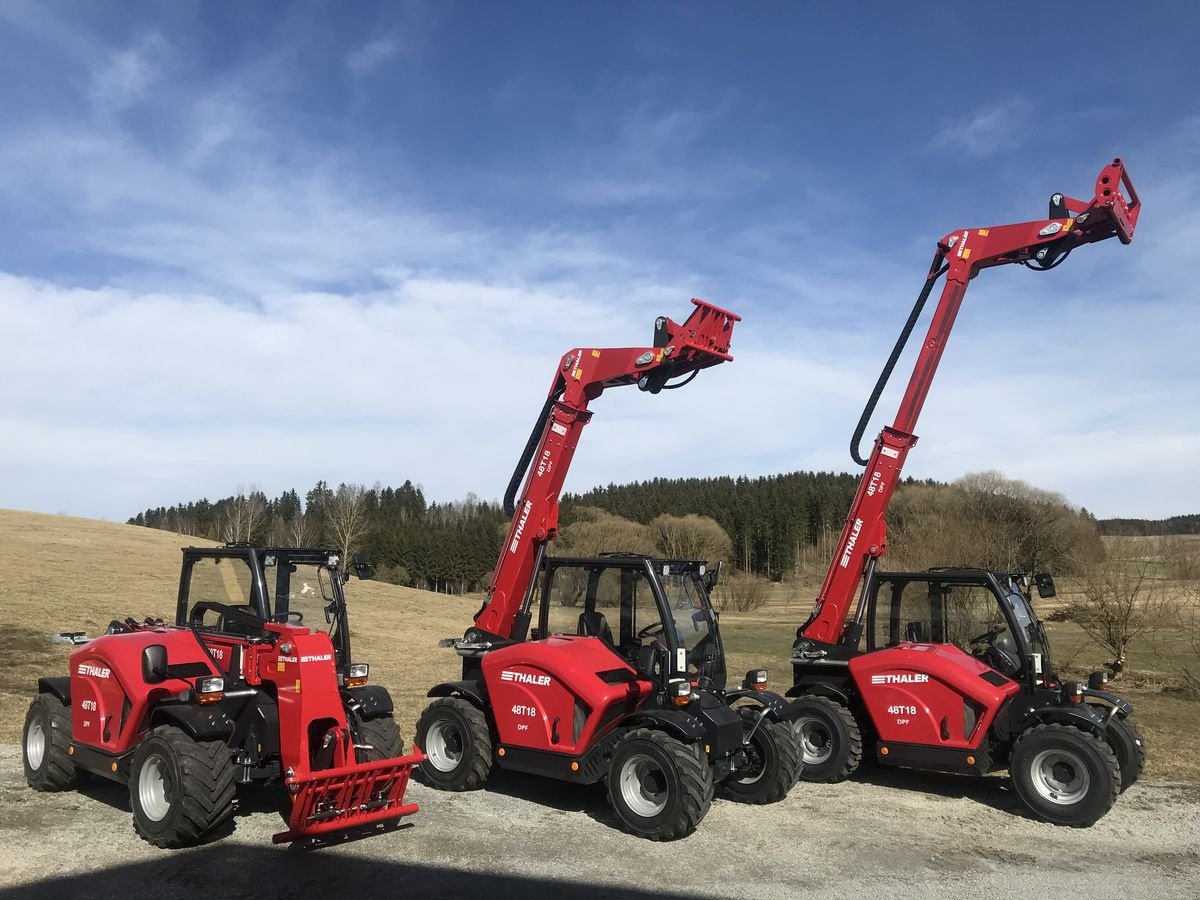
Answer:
[500,670,551,687]
[839,518,864,568]
[509,500,533,554]
[77,663,111,679]
[300,654,332,663]
[870,673,930,685]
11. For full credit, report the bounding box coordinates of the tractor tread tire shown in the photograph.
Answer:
[1104,713,1146,793]
[130,726,236,848]
[792,695,863,783]
[1010,722,1119,827]
[415,697,492,791]
[721,716,804,804]
[608,728,713,841]
[355,716,405,762]
[24,694,77,792]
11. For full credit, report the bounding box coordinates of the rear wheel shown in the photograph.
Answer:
[415,698,492,791]
[354,716,405,762]
[1099,712,1145,793]
[721,715,803,804]
[129,726,236,848]
[1010,723,1119,827]
[790,695,862,783]
[607,728,713,840]
[23,694,77,791]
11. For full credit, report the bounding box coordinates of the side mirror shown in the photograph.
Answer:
[142,644,168,684]
[1034,573,1056,599]
[352,554,376,581]
[703,561,722,594]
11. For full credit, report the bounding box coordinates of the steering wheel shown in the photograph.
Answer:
[637,621,665,640]
[271,611,304,624]
[969,625,1005,646]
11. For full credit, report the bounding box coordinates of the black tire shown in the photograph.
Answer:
[128,726,236,848]
[415,698,492,791]
[23,694,77,791]
[721,715,803,804]
[1101,713,1145,793]
[607,728,714,840]
[790,695,863,783]
[1010,723,1120,827]
[355,716,405,763]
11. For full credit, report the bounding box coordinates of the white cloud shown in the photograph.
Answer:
[89,32,172,114]
[346,35,402,77]
[929,98,1033,159]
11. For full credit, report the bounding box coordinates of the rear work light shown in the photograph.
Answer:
[745,668,768,691]
[346,663,370,688]
[196,676,225,704]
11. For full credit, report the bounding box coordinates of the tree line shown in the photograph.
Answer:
[1098,513,1200,536]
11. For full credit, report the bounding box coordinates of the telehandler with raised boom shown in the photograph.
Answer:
[786,159,1144,826]
[23,544,421,846]
[416,300,805,840]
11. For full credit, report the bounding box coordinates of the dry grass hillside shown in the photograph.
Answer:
[1,509,1196,781]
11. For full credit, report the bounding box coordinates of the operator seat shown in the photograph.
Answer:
[577,610,614,646]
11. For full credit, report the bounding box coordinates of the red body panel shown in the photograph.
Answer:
[850,644,1020,749]
[69,629,219,754]
[802,160,1140,643]
[481,637,653,754]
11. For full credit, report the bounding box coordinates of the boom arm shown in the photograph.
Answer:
[800,159,1140,647]
[473,299,740,640]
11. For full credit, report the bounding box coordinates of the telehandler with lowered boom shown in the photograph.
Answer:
[786,159,1143,826]
[416,300,804,840]
[23,544,421,846]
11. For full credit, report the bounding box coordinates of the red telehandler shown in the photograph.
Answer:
[23,545,422,846]
[786,159,1144,826]
[415,300,805,840]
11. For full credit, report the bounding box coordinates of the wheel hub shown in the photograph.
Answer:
[619,753,668,818]
[794,716,833,766]
[138,753,172,822]
[425,720,465,773]
[26,720,46,770]
[1030,748,1090,805]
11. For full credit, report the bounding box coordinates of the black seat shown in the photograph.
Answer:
[905,620,926,643]
[577,610,614,646]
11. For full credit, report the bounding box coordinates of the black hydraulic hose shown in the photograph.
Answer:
[660,369,699,390]
[503,389,562,517]
[850,249,949,466]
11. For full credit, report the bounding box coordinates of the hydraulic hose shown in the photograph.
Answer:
[504,388,562,517]
[849,249,948,466]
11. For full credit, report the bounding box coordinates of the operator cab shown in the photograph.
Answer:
[178,545,373,673]
[865,569,1055,689]
[533,555,727,688]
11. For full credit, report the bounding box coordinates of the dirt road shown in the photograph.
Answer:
[0,745,1196,899]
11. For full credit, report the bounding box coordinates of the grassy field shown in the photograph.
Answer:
[1,508,1196,781]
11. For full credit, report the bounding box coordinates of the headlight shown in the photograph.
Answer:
[745,668,768,691]
[196,676,225,704]
[347,663,369,687]
[669,678,692,707]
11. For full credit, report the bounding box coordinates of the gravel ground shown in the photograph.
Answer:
[0,745,1197,900]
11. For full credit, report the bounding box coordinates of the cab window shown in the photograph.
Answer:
[187,556,259,633]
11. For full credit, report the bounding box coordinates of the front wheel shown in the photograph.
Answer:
[790,695,862,783]
[415,698,492,791]
[129,726,236,848]
[354,716,405,763]
[1098,711,1145,793]
[721,715,803,804]
[23,694,77,791]
[607,728,713,841]
[1010,723,1119,827]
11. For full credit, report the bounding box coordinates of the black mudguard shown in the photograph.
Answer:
[1026,702,1110,738]
[151,704,235,741]
[37,676,71,704]
[427,679,489,709]
[724,688,794,721]
[1082,688,1134,717]
[625,708,707,743]
[784,681,852,706]
[342,684,394,720]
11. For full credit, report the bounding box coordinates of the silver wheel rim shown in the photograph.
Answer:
[618,752,668,818]
[794,716,833,766]
[426,720,464,773]
[738,734,767,785]
[138,754,172,822]
[26,720,46,770]
[1029,748,1090,805]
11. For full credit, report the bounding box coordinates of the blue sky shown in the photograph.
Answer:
[1,1,1197,521]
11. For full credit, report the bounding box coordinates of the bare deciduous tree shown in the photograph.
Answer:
[328,484,369,566]
[650,514,734,565]
[220,487,267,544]
[1065,558,1177,677]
